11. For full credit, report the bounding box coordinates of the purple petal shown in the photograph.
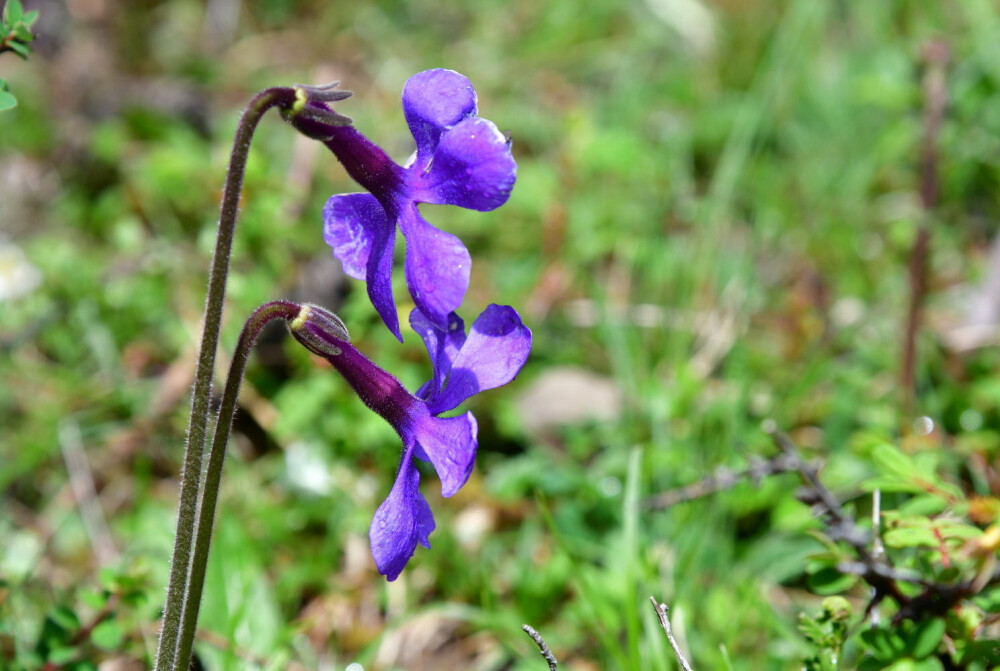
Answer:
[370,449,436,581]
[402,69,477,166]
[411,411,478,497]
[399,204,471,331]
[428,304,532,415]
[322,193,402,339]
[321,193,402,339]
[322,193,387,280]
[412,117,517,212]
[410,308,466,399]
[366,218,403,340]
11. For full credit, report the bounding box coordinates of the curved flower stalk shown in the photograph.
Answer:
[290,303,531,579]
[288,69,517,340]
[155,83,350,671]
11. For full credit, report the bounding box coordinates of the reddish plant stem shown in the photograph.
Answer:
[901,40,949,418]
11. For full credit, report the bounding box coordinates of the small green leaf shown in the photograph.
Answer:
[909,657,944,671]
[884,526,938,549]
[90,619,123,651]
[48,606,81,632]
[861,627,908,661]
[898,494,950,516]
[3,0,23,25]
[798,614,828,645]
[47,646,78,664]
[959,640,1000,666]
[14,22,33,41]
[872,443,921,479]
[807,566,857,595]
[79,588,109,610]
[7,40,30,58]
[907,618,945,659]
[0,90,16,111]
[22,8,38,26]
[861,476,923,493]
[821,596,852,622]
[973,587,1000,613]
[66,662,99,671]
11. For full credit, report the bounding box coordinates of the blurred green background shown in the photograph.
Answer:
[3,0,1000,668]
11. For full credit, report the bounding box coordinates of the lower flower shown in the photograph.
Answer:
[289,303,531,580]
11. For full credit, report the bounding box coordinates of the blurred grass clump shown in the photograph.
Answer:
[3,0,1000,669]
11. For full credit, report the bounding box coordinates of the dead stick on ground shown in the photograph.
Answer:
[650,597,693,671]
[522,624,558,671]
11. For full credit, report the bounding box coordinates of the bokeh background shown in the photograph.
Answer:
[3,0,1000,669]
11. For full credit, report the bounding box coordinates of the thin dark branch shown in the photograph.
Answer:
[650,597,693,671]
[765,426,910,609]
[69,593,121,647]
[769,430,861,539]
[919,40,949,211]
[522,624,558,671]
[901,227,930,414]
[837,561,924,585]
[644,453,805,510]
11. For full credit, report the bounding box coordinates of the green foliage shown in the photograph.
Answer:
[0,565,151,669]
[0,79,16,112]
[0,0,39,110]
[794,439,1000,668]
[2,0,1000,669]
[799,597,852,671]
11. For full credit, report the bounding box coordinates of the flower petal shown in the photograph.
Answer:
[399,204,471,331]
[366,219,403,340]
[428,304,532,415]
[370,448,436,581]
[322,193,387,280]
[412,411,478,497]
[413,117,517,212]
[403,69,478,165]
[410,308,466,399]
[322,193,403,339]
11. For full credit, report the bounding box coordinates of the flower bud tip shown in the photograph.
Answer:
[288,304,351,359]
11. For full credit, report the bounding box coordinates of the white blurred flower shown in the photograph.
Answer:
[645,0,716,57]
[0,238,41,301]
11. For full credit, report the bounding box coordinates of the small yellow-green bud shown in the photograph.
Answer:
[288,304,350,359]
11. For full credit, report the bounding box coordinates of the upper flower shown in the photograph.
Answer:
[289,303,532,580]
[290,69,517,340]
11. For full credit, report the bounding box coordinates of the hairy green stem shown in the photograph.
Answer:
[154,87,297,671]
[173,300,302,669]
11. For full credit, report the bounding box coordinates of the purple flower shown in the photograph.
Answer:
[289,303,532,580]
[296,69,517,340]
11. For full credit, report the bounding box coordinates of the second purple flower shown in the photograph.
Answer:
[290,303,532,580]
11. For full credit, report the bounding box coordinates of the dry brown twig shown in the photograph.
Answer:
[643,452,805,510]
[650,597,693,671]
[522,624,558,671]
